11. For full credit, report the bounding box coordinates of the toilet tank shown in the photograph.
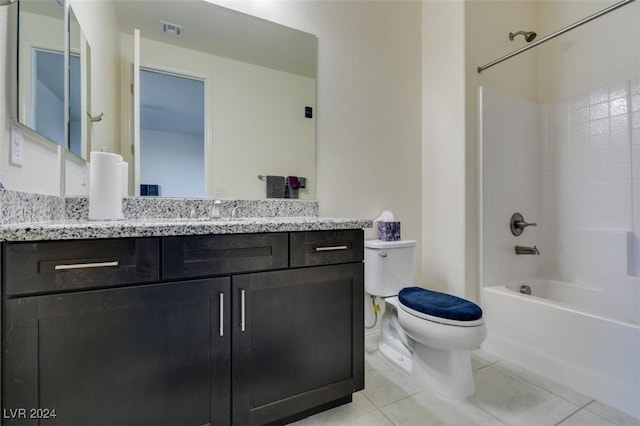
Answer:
[364,239,416,297]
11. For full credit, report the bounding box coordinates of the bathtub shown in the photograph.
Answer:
[483,280,640,420]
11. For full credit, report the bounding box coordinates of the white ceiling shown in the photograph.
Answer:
[113,0,317,79]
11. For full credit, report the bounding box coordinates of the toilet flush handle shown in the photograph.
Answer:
[378,251,388,258]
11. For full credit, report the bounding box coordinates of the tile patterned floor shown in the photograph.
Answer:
[290,348,640,426]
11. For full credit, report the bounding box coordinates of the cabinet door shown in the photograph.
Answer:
[3,279,231,426]
[232,263,364,426]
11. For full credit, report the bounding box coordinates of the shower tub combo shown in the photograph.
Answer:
[483,280,640,419]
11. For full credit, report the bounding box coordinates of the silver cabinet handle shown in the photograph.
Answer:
[219,293,224,337]
[54,261,119,271]
[313,245,348,252]
[240,289,246,332]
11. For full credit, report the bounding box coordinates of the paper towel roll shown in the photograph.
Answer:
[122,161,129,197]
[89,151,123,220]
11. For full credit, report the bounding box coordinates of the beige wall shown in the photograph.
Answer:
[213,0,423,273]
[422,0,467,298]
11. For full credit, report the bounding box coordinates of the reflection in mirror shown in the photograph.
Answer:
[69,0,317,199]
[68,7,81,157]
[68,6,91,159]
[17,0,66,146]
[139,68,205,197]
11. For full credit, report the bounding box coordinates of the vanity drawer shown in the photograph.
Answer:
[290,230,364,267]
[162,233,288,279]
[4,238,160,296]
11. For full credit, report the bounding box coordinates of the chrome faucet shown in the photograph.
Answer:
[231,206,242,218]
[515,245,540,255]
[209,200,222,219]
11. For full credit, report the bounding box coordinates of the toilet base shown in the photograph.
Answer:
[378,340,476,400]
[412,344,476,399]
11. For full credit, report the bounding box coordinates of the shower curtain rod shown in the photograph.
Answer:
[477,0,637,73]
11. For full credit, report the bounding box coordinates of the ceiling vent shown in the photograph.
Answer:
[161,21,183,38]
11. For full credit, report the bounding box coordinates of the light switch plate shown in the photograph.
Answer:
[10,127,24,166]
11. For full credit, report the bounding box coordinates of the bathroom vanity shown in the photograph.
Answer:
[0,202,371,426]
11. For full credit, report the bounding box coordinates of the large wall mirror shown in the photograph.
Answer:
[16,0,88,159]
[16,0,67,148]
[69,0,318,199]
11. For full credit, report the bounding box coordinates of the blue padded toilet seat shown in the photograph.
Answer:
[398,287,483,326]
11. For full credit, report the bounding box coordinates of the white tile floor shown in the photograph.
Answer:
[290,348,640,426]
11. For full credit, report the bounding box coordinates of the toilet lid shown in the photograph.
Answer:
[398,287,483,325]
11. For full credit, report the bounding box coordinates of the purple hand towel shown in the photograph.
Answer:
[288,176,300,189]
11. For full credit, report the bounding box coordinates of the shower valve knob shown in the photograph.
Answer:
[510,213,537,236]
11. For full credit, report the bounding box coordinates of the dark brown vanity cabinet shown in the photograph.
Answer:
[232,263,364,426]
[2,278,231,426]
[1,230,364,426]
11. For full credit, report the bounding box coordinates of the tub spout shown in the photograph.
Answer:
[515,245,540,255]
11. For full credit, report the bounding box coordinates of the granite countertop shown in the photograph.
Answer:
[0,216,373,242]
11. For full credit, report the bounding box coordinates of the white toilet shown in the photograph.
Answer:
[365,239,486,399]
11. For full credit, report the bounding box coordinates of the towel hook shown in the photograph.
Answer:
[87,111,105,122]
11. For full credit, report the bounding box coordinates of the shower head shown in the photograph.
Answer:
[509,31,537,43]
[0,0,16,5]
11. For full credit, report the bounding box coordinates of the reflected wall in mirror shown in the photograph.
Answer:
[17,0,66,146]
[68,0,317,199]
[69,6,91,159]
[16,0,88,159]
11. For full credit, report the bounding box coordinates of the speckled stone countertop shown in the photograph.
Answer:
[0,217,373,242]
[0,189,372,241]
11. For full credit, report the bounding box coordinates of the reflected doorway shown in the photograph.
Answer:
[33,48,80,157]
[139,68,205,197]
